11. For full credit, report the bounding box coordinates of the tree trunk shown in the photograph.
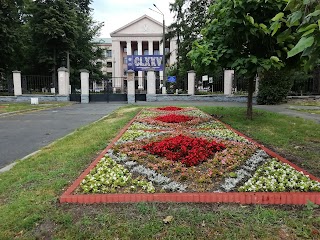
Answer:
[246,77,254,120]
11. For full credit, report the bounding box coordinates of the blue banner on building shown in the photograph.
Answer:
[127,55,163,71]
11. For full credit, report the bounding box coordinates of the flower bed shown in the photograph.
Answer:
[60,107,320,204]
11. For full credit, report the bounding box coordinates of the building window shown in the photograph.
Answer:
[133,50,138,55]
[165,47,170,54]
[144,50,149,55]
[124,70,127,76]
[154,50,160,55]
[123,57,127,64]
[107,62,112,68]
[107,50,112,57]
[123,47,127,53]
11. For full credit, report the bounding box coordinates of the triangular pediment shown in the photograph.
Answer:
[110,15,164,37]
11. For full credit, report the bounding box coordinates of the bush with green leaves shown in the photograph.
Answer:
[257,69,293,105]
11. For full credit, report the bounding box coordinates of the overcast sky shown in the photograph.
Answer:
[90,0,175,38]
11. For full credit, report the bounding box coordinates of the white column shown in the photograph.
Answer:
[127,70,135,103]
[138,41,143,90]
[80,69,89,103]
[147,69,156,95]
[58,67,68,96]
[148,41,153,55]
[112,40,121,89]
[224,70,234,95]
[188,70,196,95]
[12,71,22,96]
[127,41,132,55]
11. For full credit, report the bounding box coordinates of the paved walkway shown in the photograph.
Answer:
[0,101,318,171]
[0,103,125,169]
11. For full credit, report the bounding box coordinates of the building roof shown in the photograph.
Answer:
[110,14,165,37]
[92,38,112,44]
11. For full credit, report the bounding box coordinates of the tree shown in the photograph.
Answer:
[270,0,320,93]
[27,0,79,76]
[0,0,23,73]
[167,0,212,90]
[24,0,103,83]
[188,0,288,119]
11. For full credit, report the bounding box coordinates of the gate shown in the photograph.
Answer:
[135,76,147,101]
[89,78,127,102]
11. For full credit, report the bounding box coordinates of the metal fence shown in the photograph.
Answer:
[22,75,56,94]
[0,73,13,96]
[195,73,224,94]
[289,77,320,96]
[233,74,249,94]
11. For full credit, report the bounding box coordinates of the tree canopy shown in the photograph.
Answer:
[0,0,103,81]
[270,0,320,70]
[167,0,212,89]
[188,0,288,119]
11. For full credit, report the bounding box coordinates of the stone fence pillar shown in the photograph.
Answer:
[12,70,22,96]
[127,70,135,104]
[147,69,156,95]
[146,69,156,101]
[58,67,69,96]
[255,75,260,95]
[188,70,195,95]
[224,69,234,95]
[80,69,89,103]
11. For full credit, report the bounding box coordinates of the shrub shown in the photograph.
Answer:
[257,69,292,105]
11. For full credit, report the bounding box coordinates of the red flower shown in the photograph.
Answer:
[157,106,183,111]
[155,114,194,123]
[143,135,226,167]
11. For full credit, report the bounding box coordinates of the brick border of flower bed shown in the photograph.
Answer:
[60,108,320,205]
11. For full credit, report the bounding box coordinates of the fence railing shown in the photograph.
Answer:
[0,73,13,96]
[233,74,249,94]
[195,74,224,94]
[289,78,320,96]
[22,75,56,94]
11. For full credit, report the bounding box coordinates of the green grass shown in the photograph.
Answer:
[293,108,320,115]
[0,105,320,239]
[288,99,320,107]
[0,102,71,114]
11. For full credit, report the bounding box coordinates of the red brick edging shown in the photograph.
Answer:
[60,109,320,205]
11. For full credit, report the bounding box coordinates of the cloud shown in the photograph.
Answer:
[91,0,175,38]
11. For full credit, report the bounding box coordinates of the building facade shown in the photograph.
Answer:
[92,38,113,78]
[110,15,177,93]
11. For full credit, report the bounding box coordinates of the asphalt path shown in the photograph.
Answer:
[0,103,125,169]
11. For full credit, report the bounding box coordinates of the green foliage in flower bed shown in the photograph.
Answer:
[239,159,320,192]
[80,156,155,193]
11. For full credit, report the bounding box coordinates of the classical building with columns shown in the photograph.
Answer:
[110,15,177,92]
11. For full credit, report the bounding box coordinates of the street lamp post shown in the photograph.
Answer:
[150,4,166,94]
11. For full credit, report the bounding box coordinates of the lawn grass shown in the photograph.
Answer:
[0,102,71,114]
[288,99,320,107]
[0,105,320,239]
[293,108,320,115]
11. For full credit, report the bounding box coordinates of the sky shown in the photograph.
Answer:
[90,0,176,38]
